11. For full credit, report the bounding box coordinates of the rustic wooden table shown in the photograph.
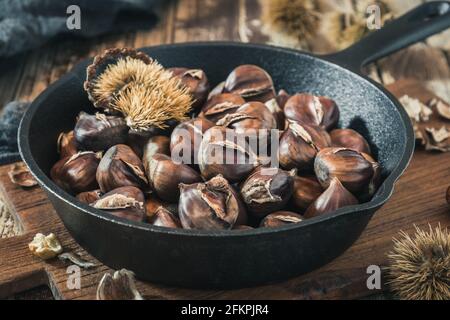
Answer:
[0,0,449,300]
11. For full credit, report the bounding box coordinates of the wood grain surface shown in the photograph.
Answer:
[0,0,449,300]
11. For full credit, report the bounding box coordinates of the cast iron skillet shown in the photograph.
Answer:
[19,2,450,289]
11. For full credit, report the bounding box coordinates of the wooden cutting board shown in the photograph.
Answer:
[0,79,449,300]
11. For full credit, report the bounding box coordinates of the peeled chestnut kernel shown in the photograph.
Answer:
[284,94,339,131]
[51,151,101,194]
[330,129,371,154]
[224,65,275,103]
[92,186,146,222]
[142,136,170,172]
[279,120,331,171]
[96,144,148,193]
[150,206,182,228]
[260,211,303,228]
[289,176,323,212]
[314,147,375,194]
[304,178,358,218]
[76,189,102,204]
[145,153,202,203]
[145,193,178,221]
[240,167,296,218]
[57,131,78,158]
[168,68,210,110]
[198,126,259,183]
[74,112,128,152]
[170,118,214,166]
[179,175,247,230]
[199,93,245,123]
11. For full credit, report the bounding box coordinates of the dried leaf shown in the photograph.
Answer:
[29,233,63,260]
[58,252,97,269]
[8,163,37,188]
[97,269,143,300]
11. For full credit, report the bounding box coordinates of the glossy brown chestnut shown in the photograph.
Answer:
[179,175,247,230]
[168,67,210,110]
[199,93,245,123]
[76,189,102,204]
[145,153,202,203]
[170,118,214,166]
[96,144,148,193]
[92,186,146,222]
[289,176,323,212]
[278,120,331,171]
[57,130,78,158]
[284,94,339,131]
[142,136,171,173]
[198,126,259,183]
[314,147,375,194]
[144,193,178,221]
[233,225,254,230]
[360,152,381,199]
[74,112,128,152]
[276,89,290,110]
[224,65,275,103]
[304,177,358,218]
[240,166,296,218]
[207,81,225,99]
[149,206,182,228]
[260,211,303,228]
[264,98,285,130]
[330,128,371,154]
[50,151,100,194]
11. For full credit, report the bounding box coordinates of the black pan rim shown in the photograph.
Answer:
[18,41,415,238]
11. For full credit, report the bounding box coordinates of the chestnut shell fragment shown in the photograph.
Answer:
[260,211,303,228]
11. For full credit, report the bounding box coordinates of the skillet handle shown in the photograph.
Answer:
[323,1,450,72]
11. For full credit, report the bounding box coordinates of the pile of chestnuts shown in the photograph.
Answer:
[51,56,381,231]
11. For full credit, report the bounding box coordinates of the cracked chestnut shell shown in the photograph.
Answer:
[96,144,148,193]
[76,189,102,204]
[144,193,178,221]
[57,130,78,158]
[199,93,245,123]
[224,65,275,103]
[240,166,296,218]
[276,89,290,110]
[198,126,259,183]
[289,176,323,212]
[50,151,100,194]
[314,147,375,194]
[304,178,358,218]
[260,211,303,228]
[170,118,214,166]
[92,186,146,222]
[150,206,182,228]
[179,175,247,230]
[284,94,339,131]
[168,68,210,110]
[279,120,331,171]
[330,128,371,154]
[74,112,128,152]
[145,153,202,203]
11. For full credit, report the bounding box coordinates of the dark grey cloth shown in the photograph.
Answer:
[0,0,161,57]
[0,101,29,164]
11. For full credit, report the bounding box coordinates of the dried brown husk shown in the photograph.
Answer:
[8,163,37,188]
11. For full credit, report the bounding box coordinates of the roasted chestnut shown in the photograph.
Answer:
[233,225,254,230]
[150,206,182,228]
[92,186,146,222]
[57,130,78,158]
[144,193,178,221]
[96,144,148,193]
[208,81,225,99]
[330,128,371,154]
[240,166,296,218]
[179,175,247,230]
[224,65,275,103]
[76,189,102,204]
[289,176,323,212]
[284,94,339,131]
[145,153,202,203]
[314,147,375,194]
[168,67,210,110]
[264,98,285,130]
[276,89,290,110]
[199,93,245,123]
[260,211,303,228]
[142,135,171,172]
[304,177,358,218]
[198,126,259,183]
[74,112,128,152]
[170,118,214,166]
[51,151,101,194]
[361,152,381,199]
[278,120,331,171]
